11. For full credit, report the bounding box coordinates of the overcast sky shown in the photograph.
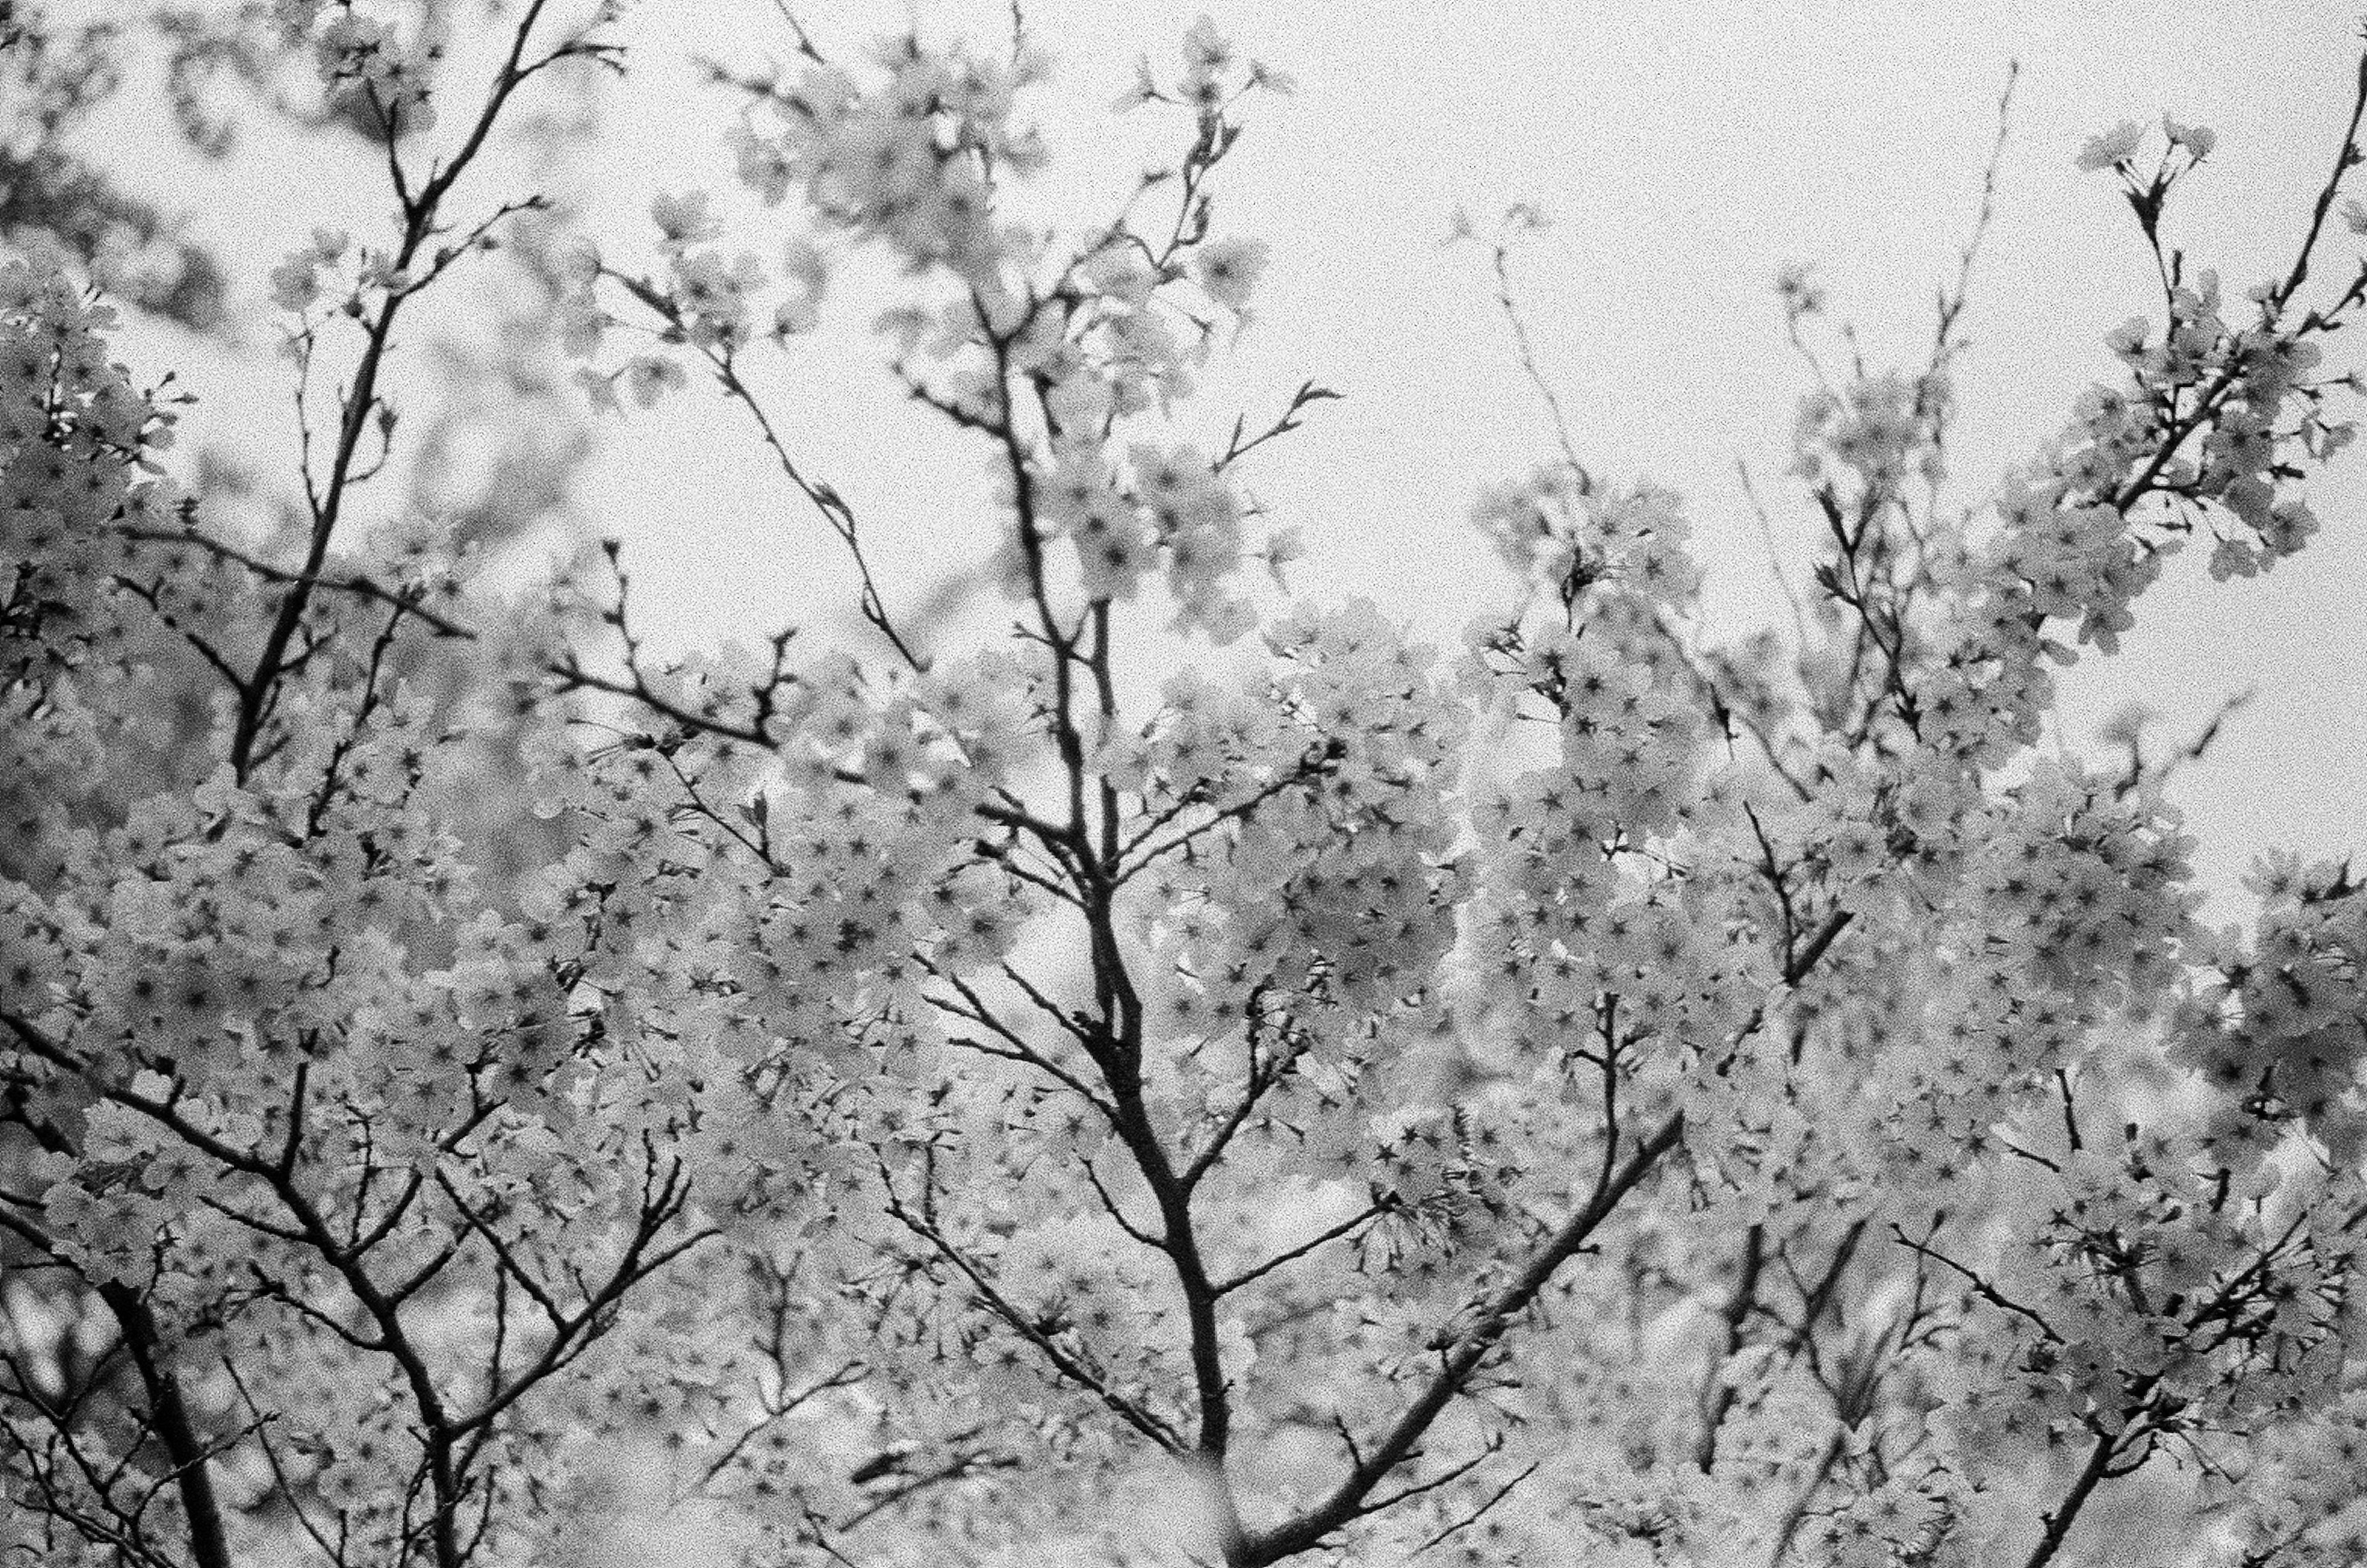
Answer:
[128,0,2367,913]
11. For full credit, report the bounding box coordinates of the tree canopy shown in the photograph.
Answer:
[4,6,2367,1567]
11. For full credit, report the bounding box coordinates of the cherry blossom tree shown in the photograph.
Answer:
[6,6,2367,1568]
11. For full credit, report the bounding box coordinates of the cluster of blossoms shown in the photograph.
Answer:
[730,34,1049,285]
[0,249,187,877]
[1915,224,2340,774]
[1791,366,1953,506]
[560,16,1299,645]
[2176,855,2367,1159]
[264,225,441,326]
[274,0,443,135]
[8,12,2367,1568]
[1471,465,1703,616]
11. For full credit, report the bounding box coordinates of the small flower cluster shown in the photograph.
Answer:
[276,0,441,136]
[1471,465,1703,614]
[566,21,1293,647]
[730,33,1049,287]
[0,250,187,878]
[1918,256,2342,769]
[2173,855,2367,1161]
[1791,366,1952,504]
[1940,1119,2357,1501]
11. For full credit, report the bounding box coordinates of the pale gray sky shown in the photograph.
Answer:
[123,1,2367,911]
